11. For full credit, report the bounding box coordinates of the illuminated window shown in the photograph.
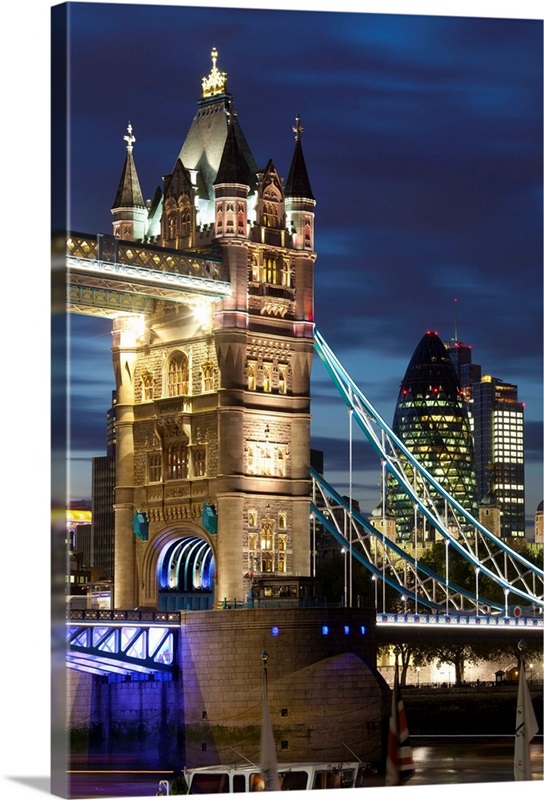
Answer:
[261,519,275,551]
[261,554,274,573]
[202,362,214,392]
[192,447,206,477]
[262,363,273,392]
[247,445,255,474]
[263,202,278,228]
[142,372,154,401]
[246,441,289,477]
[278,366,287,394]
[264,256,278,284]
[237,207,245,235]
[247,360,257,391]
[148,453,162,483]
[168,352,189,396]
[166,442,188,480]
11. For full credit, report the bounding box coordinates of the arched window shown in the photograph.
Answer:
[202,362,214,392]
[264,256,278,284]
[141,371,154,401]
[237,207,245,235]
[166,442,188,480]
[148,453,162,483]
[167,352,189,396]
[180,206,191,238]
[278,366,287,395]
[192,447,206,477]
[247,361,257,391]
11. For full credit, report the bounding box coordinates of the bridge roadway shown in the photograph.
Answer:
[66,608,543,678]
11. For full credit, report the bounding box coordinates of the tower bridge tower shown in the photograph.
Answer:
[110,49,316,609]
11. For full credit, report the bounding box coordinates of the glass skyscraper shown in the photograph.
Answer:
[387,331,477,541]
[447,341,526,538]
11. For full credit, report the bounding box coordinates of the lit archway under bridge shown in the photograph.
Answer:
[158,535,215,611]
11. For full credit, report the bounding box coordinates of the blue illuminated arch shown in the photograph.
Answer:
[158,535,215,601]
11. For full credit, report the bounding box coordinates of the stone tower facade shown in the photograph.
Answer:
[110,50,316,610]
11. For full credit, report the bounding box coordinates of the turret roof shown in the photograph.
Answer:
[112,123,145,209]
[176,49,258,200]
[285,115,314,200]
[214,116,253,186]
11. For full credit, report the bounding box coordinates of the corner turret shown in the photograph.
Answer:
[111,123,147,241]
[213,114,251,238]
[285,115,316,251]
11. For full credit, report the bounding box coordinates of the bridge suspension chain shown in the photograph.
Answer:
[313,328,544,612]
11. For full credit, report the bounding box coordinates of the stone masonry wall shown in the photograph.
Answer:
[67,608,389,771]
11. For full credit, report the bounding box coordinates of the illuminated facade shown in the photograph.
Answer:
[470,376,525,537]
[108,50,316,608]
[447,340,526,538]
[387,331,477,541]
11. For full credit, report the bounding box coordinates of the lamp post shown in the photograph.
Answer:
[416,666,421,688]
[372,574,378,611]
[341,548,347,608]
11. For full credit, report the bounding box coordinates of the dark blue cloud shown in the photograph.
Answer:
[63,3,542,525]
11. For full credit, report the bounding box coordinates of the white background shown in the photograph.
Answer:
[1,1,542,799]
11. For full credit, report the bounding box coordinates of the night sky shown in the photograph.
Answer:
[60,0,543,534]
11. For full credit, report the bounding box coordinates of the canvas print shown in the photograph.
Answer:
[51,1,543,798]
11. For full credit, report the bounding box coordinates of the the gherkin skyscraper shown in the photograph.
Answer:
[387,331,477,541]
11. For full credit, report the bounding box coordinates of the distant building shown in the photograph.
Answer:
[388,331,477,541]
[535,501,543,545]
[446,340,525,538]
[478,486,501,538]
[91,392,117,581]
[66,507,93,600]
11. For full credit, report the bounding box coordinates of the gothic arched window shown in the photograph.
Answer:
[167,352,189,396]
[166,442,188,480]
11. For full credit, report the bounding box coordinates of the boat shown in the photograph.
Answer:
[183,760,368,793]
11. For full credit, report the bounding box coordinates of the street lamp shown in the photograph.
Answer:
[416,666,421,688]
[372,574,378,611]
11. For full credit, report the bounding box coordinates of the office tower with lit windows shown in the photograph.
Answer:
[446,340,526,538]
[387,331,478,541]
[471,376,525,538]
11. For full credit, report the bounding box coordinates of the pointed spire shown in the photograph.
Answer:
[214,114,252,186]
[112,122,145,209]
[285,115,314,200]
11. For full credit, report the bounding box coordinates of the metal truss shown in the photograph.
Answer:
[313,328,544,614]
[66,623,177,679]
